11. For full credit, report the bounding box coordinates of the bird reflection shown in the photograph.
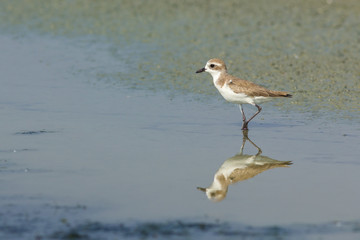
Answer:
[197,131,292,202]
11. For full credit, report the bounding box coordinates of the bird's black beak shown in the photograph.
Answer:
[196,67,206,73]
[197,187,207,192]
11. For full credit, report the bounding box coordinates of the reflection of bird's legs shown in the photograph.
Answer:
[240,131,247,155]
[238,105,247,130]
[241,130,262,155]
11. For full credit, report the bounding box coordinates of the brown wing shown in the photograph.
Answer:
[228,163,291,183]
[227,76,292,97]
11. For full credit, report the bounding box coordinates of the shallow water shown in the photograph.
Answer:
[1,1,360,239]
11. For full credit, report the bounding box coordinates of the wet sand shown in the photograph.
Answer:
[1,0,359,116]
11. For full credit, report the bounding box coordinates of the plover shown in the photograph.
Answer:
[196,58,292,130]
[197,131,292,202]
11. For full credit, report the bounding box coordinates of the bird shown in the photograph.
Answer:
[196,58,292,130]
[197,131,292,202]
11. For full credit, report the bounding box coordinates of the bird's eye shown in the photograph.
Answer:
[210,64,215,68]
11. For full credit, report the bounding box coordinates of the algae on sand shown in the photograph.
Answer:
[1,0,359,118]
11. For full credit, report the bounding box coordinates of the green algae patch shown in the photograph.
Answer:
[1,0,359,118]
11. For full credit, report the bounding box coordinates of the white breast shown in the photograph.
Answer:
[215,83,256,105]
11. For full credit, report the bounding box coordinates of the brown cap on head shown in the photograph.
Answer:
[206,58,227,72]
[208,58,226,66]
[196,58,227,73]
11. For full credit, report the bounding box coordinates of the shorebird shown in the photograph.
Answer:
[197,131,292,202]
[196,58,292,130]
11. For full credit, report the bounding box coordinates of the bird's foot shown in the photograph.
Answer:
[241,123,248,131]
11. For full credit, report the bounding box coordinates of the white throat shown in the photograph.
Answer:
[208,70,222,83]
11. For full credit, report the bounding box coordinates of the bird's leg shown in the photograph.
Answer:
[244,104,262,128]
[239,104,246,123]
[238,105,248,130]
